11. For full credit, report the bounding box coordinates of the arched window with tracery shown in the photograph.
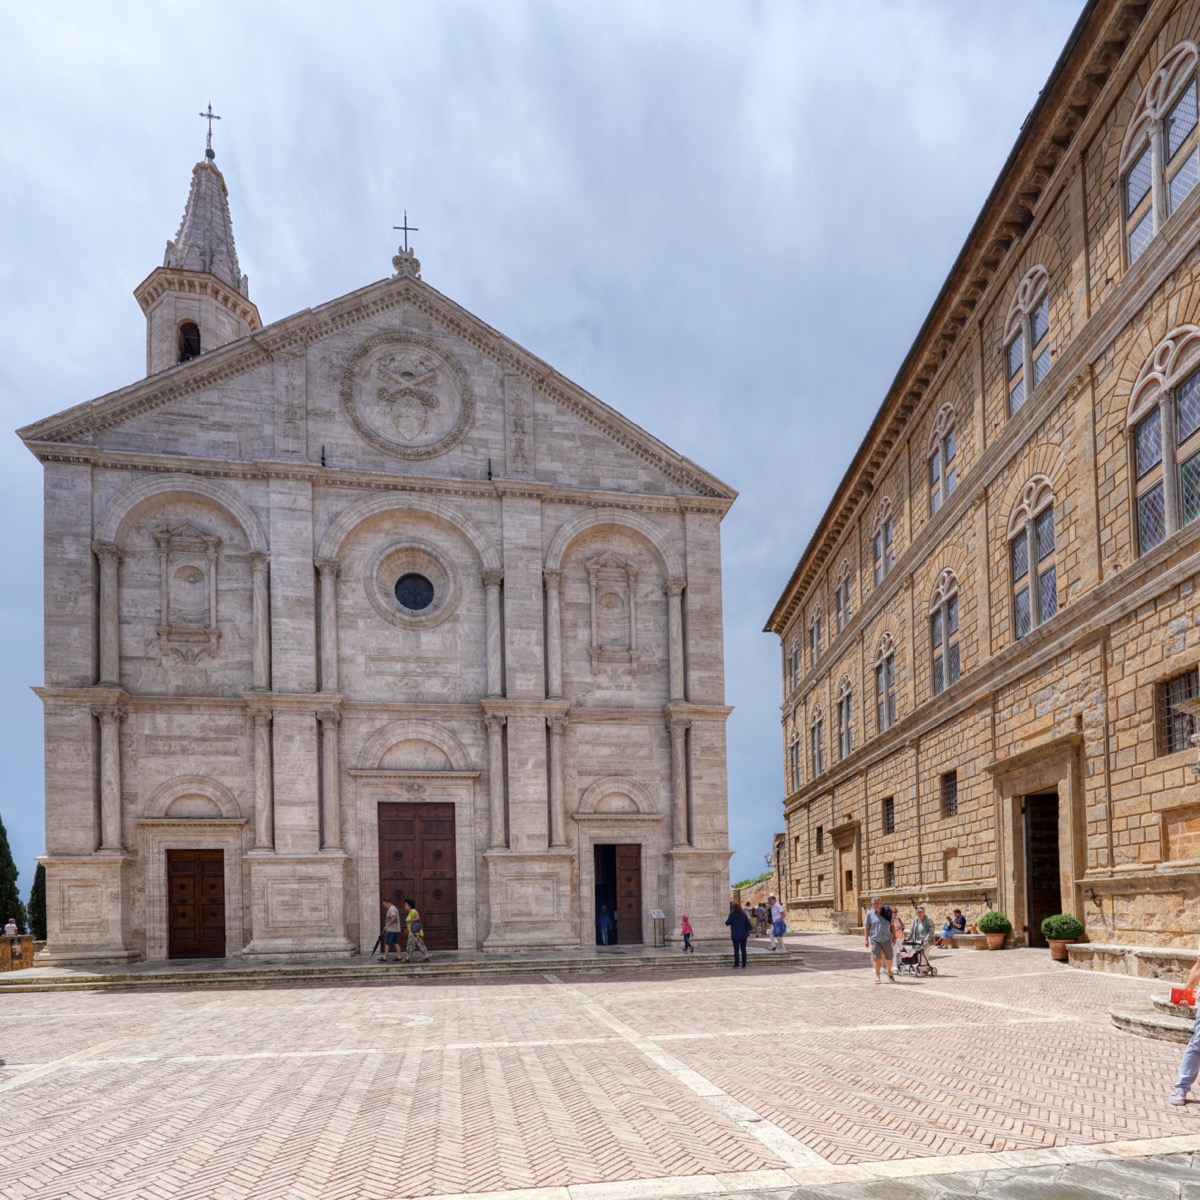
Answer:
[929,568,960,696]
[874,631,897,733]
[872,497,895,586]
[809,604,823,667]
[1121,42,1200,265]
[810,703,825,778]
[1008,476,1057,638]
[1004,265,1051,417]
[927,404,958,513]
[836,675,854,760]
[788,719,801,792]
[1129,326,1200,554]
[834,558,853,631]
[785,633,800,693]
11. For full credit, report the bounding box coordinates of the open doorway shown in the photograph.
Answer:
[1023,791,1061,947]
[593,843,643,945]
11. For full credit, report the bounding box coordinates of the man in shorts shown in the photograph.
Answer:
[864,895,896,984]
[1169,942,1200,1104]
[379,898,402,963]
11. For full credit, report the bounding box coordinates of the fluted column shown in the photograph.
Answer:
[250,553,270,691]
[315,558,340,693]
[253,709,274,849]
[667,714,690,849]
[318,709,342,849]
[544,569,563,698]
[93,704,126,851]
[483,569,504,697]
[485,713,507,849]
[547,715,568,848]
[665,578,686,702]
[93,542,123,687]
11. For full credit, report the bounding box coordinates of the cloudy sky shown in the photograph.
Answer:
[0,1,1086,899]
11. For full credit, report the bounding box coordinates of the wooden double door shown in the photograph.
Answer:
[594,843,643,945]
[378,802,458,950]
[167,849,225,959]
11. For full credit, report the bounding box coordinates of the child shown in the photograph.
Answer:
[680,913,695,954]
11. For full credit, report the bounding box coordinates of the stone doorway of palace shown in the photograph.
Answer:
[378,802,459,950]
[167,848,225,959]
[1023,791,1062,947]
[593,843,642,945]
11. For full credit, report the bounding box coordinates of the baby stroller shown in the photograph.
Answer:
[898,937,937,977]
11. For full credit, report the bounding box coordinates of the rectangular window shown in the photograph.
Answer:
[944,427,957,496]
[1178,371,1200,445]
[931,609,944,694]
[816,873,824,894]
[1134,405,1162,476]
[1035,507,1054,561]
[1168,82,1198,160]
[1126,144,1153,216]
[884,861,895,888]
[1159,668,1200,756]
[815,825,824,855]
[1006,331,1024,380]
[875,657,895,733]
[1129,209,1154,262]
[1038,565,1057,623]
[941,770,958,819]
[789,739,800,790]
[838,693,853,759]
[811,722,824,777]
[1170,149,1200,214]
[882,795,895,835]
[1138,481,1167,554]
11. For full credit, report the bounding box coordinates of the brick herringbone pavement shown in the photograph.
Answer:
[2,938,1198,1199]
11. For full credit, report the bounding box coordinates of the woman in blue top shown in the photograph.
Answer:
[725,902,751,969]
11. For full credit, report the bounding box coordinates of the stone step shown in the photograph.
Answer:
[0,949,804,994]
[1111,1005,1195,1043]
[1152,995,1197,1020]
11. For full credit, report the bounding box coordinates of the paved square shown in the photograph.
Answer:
[3,936,1200,1199]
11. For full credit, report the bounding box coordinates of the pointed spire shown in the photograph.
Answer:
[163,159,250,297]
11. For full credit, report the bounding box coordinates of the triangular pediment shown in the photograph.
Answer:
[18,270,734,503]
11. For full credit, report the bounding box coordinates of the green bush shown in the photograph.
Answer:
[1040,912,1084,941]
[977,910,1012,935]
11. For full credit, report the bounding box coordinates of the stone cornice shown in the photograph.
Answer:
[766,0,1150,634]
[19,272,735,504]
[133,266,262,329]
[22,443,733,519]
[783,532,1200,814]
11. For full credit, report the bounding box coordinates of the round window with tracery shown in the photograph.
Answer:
[395,572,435,612]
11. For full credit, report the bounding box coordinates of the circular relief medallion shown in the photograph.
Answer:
[341,333,475,460]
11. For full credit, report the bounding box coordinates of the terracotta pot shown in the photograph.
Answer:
[1047,938,1072,962]
[985,932,1007,950]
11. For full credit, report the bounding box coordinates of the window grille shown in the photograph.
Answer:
[815,825,824,855]
[1008,477,1057,638]
[1004,266,1051,417]
[884,861,895,888]
[940,771,958,819]
[882,795,895,835]
[930,571,960,696]
[1159,668,1200,755]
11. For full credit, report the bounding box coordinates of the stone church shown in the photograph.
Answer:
[20,144,734,962]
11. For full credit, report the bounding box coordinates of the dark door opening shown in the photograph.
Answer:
[1024,791,1062,947]
[167,849,225,959]
[379,802,458,950]
[593,843,642,945]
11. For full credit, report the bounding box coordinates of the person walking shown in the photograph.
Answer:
[767,894,786,950]
[725,901,751,968]
[1169,942,1200,1104]
[864,895,896,984]
[890,906,907,977]
[378,898,402,963]
[598,905,613,946]
[680,913,695,954]
[402,898,431,964]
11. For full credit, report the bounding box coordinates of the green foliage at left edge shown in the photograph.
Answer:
[0,814,27,934]
[28,862,46,940]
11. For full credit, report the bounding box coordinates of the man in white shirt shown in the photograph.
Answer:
[378,898,402,963]
[767,895,786,951]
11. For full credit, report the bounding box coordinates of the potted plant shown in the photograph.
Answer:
[1040,913,1084,962]
[977,910,1012,950]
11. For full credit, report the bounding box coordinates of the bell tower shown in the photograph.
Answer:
[133,108,261,376]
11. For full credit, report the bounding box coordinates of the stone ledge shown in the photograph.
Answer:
[1069,941,1197,979]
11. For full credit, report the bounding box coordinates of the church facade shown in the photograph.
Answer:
[21,150,734,962]
[767,0,1200,950]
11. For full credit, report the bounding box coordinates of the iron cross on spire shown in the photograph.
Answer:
[393,211,419,252]
[199,103,221,159]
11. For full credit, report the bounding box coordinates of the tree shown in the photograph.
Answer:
[0,814,27,933]
[28,862,46,941]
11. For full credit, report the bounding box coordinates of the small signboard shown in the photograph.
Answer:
[649,909,665,920]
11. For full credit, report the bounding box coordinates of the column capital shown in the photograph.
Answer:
[547,715,569,736]
[484,713,507,733]
[92,541,123,566]
[251,709,273,729]
[664,577,686,597]
[249,551,270,574]
[314,557,340,578]
[665,714,691,736]
[482,568,505,588]
[543,568,562,588]
[317,709,342,729]
[91,703,127,725]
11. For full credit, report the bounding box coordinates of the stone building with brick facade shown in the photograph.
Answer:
[20,145,734,963]
[766,0,1200,949]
